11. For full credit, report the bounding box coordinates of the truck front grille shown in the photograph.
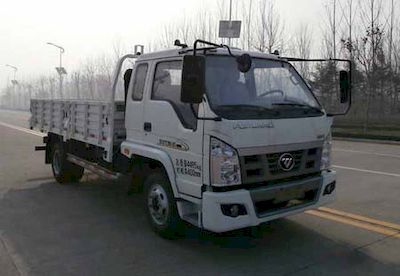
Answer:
[239,147,322,184]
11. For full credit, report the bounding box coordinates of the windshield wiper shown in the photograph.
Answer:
[216,104,275,112]
[272,103,323,113]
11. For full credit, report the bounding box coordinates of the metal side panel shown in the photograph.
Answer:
[30,100,118,155]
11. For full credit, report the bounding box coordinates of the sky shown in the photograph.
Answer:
[0,0,323,89]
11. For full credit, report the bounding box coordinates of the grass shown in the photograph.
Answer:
[333,124,400,131]
[333,127,400,141]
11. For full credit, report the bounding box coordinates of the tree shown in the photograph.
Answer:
[254,0,284,53]
[240,0,254,50]
[353,0,386,130]
[292,24,313,79]
[71,72,81,99]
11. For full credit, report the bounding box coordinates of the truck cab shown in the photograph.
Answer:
[119,42,349,234]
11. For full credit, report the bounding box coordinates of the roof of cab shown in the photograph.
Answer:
[136,47,282,62]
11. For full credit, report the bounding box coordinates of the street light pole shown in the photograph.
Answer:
[5,64,18,108]
[47,42,65,99]
[228,0,232,46]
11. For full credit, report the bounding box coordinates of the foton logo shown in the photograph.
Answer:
[278,153,295,171]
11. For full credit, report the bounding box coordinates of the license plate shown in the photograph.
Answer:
[274,187,303,203]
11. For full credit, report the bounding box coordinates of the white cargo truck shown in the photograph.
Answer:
[30,40,352,237]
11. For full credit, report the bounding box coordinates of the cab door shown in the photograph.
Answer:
[125,62,149,143]
[143,59,204,198]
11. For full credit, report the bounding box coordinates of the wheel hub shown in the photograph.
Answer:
[52,150,61,175]
[148,184,169,226]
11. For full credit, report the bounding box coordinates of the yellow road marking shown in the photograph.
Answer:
[306,210,400,237]
[318,207,400,231]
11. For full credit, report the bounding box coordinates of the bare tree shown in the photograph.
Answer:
[178,15,193,44]
[194,9,218,43]
[240,0,254,50]
[353,0,385,130]
[160,22,179,48]
[339,0,357,60]
[112,38,127,63]
[82,59,97,99]
[38,77,47,99]
[293,24,313,79]
[71,72,81,99]
[48,77,56,99]
[321,0,343,59]
[95,54,113,99]
[254,0,284,53]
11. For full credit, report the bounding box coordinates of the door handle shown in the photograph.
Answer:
[144,122,152,132]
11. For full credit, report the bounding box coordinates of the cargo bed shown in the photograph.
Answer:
[30,99,126,162]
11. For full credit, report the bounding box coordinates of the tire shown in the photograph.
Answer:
[144,172,181,238]
[69,164,84,182]
[51,142,84,184]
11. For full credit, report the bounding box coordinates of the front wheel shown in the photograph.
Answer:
[144,172,182,238]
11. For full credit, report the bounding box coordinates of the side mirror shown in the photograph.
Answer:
[181,55,205,104]
[339,70,350,103]
[236,54,252,73]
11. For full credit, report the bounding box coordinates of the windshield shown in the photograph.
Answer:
[205,56,322,120]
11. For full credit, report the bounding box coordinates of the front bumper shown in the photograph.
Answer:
[202,170,336,233]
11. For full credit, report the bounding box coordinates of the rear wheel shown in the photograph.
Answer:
[51,142,84,183]
[144,172,181,238]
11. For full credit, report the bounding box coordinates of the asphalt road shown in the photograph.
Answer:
[0,109,399,275]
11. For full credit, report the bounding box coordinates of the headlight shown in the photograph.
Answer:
[210,138,241,186]
[320,132,332,170]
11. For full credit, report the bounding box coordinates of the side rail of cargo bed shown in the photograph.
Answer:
[30,99,126,161]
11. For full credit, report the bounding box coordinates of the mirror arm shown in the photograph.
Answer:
[348,60,353,114]
[282,57,353,117]
[193,39,223,56]
[221,44,235,57]
[192,40,235,59]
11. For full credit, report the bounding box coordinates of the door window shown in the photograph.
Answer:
[152,61,197,129]
[131,63,148,101]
